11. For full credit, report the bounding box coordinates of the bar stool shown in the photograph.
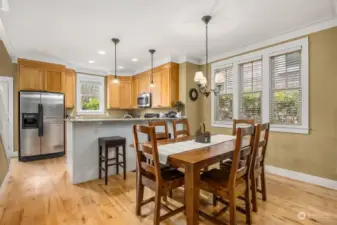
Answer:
[98,136,126,185]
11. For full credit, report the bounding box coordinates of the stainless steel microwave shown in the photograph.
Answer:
[138,93,152,108]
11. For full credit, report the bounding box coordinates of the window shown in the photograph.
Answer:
[76,74,105,115]
[270,51,301,125]
[239,60,262,122]
[211,37,309,134]
[214,66,234,121]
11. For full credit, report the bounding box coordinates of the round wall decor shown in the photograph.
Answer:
[189,88,198,101]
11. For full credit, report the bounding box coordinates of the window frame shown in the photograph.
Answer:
[211,37,309,134]
[76,73,105,115]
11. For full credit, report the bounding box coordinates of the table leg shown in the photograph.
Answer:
[185,164,200,225]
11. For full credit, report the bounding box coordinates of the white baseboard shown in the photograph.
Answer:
[265,165,337,191]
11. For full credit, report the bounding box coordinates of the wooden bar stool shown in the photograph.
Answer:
[98,136,126,185]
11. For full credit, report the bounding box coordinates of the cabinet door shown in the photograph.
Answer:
[65,70,75,108]
[151,72,162,107]
[19,65,44,90]
[139,73,150,94]
[161,70,171,107]
[107,77,120,108]
[45,70,64,92]
[120,81,132,109]
[131,77,139,108]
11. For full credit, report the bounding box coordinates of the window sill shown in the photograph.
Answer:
[77,111,105,116]
[212,123,309,134]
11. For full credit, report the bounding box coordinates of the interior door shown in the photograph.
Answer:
[0,77,14,156]
[40,92,64,155]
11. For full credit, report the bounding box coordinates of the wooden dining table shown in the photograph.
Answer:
[141,135,241,225]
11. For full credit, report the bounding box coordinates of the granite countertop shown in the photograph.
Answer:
[65,117,184,123]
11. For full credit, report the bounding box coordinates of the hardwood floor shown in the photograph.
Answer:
[0,157,336,225]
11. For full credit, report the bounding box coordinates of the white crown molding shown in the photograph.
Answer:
[204,17,337,64]
[265,165,337,191]
[177,56,202,65]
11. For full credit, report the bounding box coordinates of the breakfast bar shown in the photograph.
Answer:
[65,117,182,184]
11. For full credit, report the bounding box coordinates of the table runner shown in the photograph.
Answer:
[158,134,235,164]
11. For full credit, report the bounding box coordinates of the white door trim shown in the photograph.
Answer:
[0,76,15,157]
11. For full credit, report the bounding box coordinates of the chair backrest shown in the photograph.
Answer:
[172,119,191,139]
[148,120,170,141]
[251,123,270,172]
[132,125,162,181]
[232,119,255,135]
[229,126,255,188]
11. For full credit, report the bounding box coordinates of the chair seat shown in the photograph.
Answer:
[201,169,245,190]
[143,166,184,182]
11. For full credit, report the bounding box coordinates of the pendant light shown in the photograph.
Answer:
[194,15,224,97]
[149,49,156,88]
[111,38,120,84]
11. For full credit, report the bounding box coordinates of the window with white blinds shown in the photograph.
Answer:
[211,37,308,133]
[270,51,301,125]
[239,60,262,122]
[214,67,233,121]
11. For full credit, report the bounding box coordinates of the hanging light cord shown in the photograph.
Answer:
[151,52,154,83]
[205,20,209,89]
[114,42,117,79]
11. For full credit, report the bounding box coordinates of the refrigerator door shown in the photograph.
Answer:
[19,92,41,157]
[40,92,65,155]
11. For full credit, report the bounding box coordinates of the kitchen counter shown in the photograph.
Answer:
[66,117,183,122]
[65,117,184,184]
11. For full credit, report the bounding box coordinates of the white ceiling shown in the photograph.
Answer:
[0,0,336,74]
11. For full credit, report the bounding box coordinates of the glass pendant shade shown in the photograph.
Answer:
[112,77,119,84]
[150,81,155,88]
[194,71,204,83]
[214,71,225,84]
[199,76,207,87]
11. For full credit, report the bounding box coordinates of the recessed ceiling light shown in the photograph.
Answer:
[132,58,138,62]
[98,50,106,55]
[118,66,124,69]
[88,60,95,64]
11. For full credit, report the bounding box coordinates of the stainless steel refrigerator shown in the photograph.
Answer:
[19,91,65,161]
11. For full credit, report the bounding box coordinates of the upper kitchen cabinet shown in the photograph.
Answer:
[64,69,76,108]
[138,72,150,94]
[106,76,133,109]
[149,62,179,108]
[17,59,66,93]
[131,75,139,108]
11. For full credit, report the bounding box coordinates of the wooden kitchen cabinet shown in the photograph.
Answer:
[18,65,44,90]
[131,76,139,108]
[138,72,150,94]
[150,71,162,107]
[18,58,66,93]
[120,79,132,109]
[45,69,64,93]
[107,76,120,109]
[64,69,76,108]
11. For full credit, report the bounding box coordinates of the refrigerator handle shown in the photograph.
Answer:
[38,103,44,137]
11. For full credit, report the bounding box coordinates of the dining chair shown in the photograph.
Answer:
[172,118,191,139]
[148,120,171,141]
[199,126,256,225]
[250,123,270,212]
[132,125,185,225]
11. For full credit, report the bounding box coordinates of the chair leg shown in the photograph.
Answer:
[229,191,236,225]
[122,144,126,180]
[212,194,217,206]
[251,176,258,212]
[168,190,173,198]
[261,168,267,201]
[153,189,162,225]
[245,181,252,225]
[136,174,144,216]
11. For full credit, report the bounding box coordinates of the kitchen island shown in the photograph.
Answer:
[65,117,182,184]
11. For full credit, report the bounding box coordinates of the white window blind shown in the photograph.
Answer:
[239,60,262,122]
[270,51,301,125]
[214,67,233,121]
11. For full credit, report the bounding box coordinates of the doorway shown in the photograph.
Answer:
[0,76,14,157]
